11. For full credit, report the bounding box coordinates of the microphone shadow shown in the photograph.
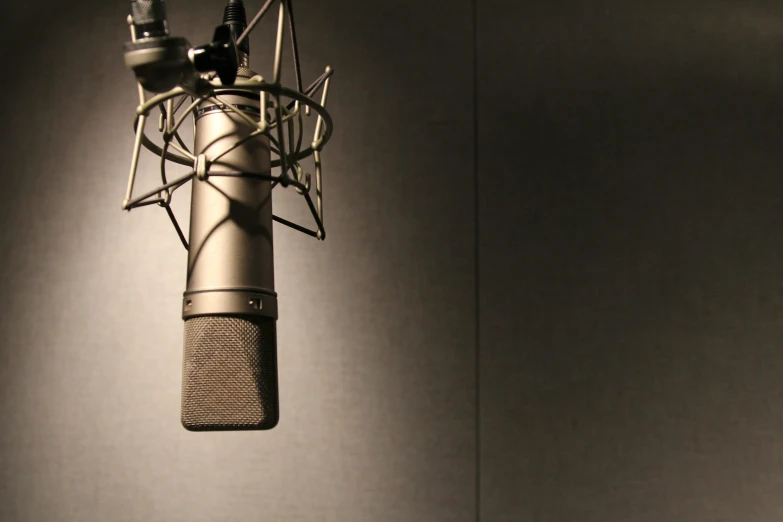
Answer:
[186,179,273,281]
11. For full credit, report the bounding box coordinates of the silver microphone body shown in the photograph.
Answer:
[181,79,280,431]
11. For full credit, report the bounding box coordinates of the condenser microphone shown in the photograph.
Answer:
[121,0,334,431]
[181,1,280,431]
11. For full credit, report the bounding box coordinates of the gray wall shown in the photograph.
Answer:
[479,1,783,520]
[0,1,475,521]
[2,0,783,521]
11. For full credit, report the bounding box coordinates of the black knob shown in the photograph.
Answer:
[190,24,239,86]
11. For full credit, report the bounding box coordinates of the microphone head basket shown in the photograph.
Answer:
[121,0,334,247]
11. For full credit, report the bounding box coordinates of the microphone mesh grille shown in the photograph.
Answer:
[182,315,279,431]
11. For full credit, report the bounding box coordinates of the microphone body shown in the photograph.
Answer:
[121,0,333,431]
[181,74,280,431]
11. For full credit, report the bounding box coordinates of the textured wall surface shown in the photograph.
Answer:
[0,1,476,521]
[478,1,783,521]
[3,0,783,521]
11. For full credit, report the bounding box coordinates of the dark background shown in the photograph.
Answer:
[1,0,782,520]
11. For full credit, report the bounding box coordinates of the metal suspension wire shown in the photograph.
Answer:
[122,0,334,247]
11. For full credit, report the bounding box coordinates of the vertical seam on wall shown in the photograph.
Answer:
[472,0,480,519]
